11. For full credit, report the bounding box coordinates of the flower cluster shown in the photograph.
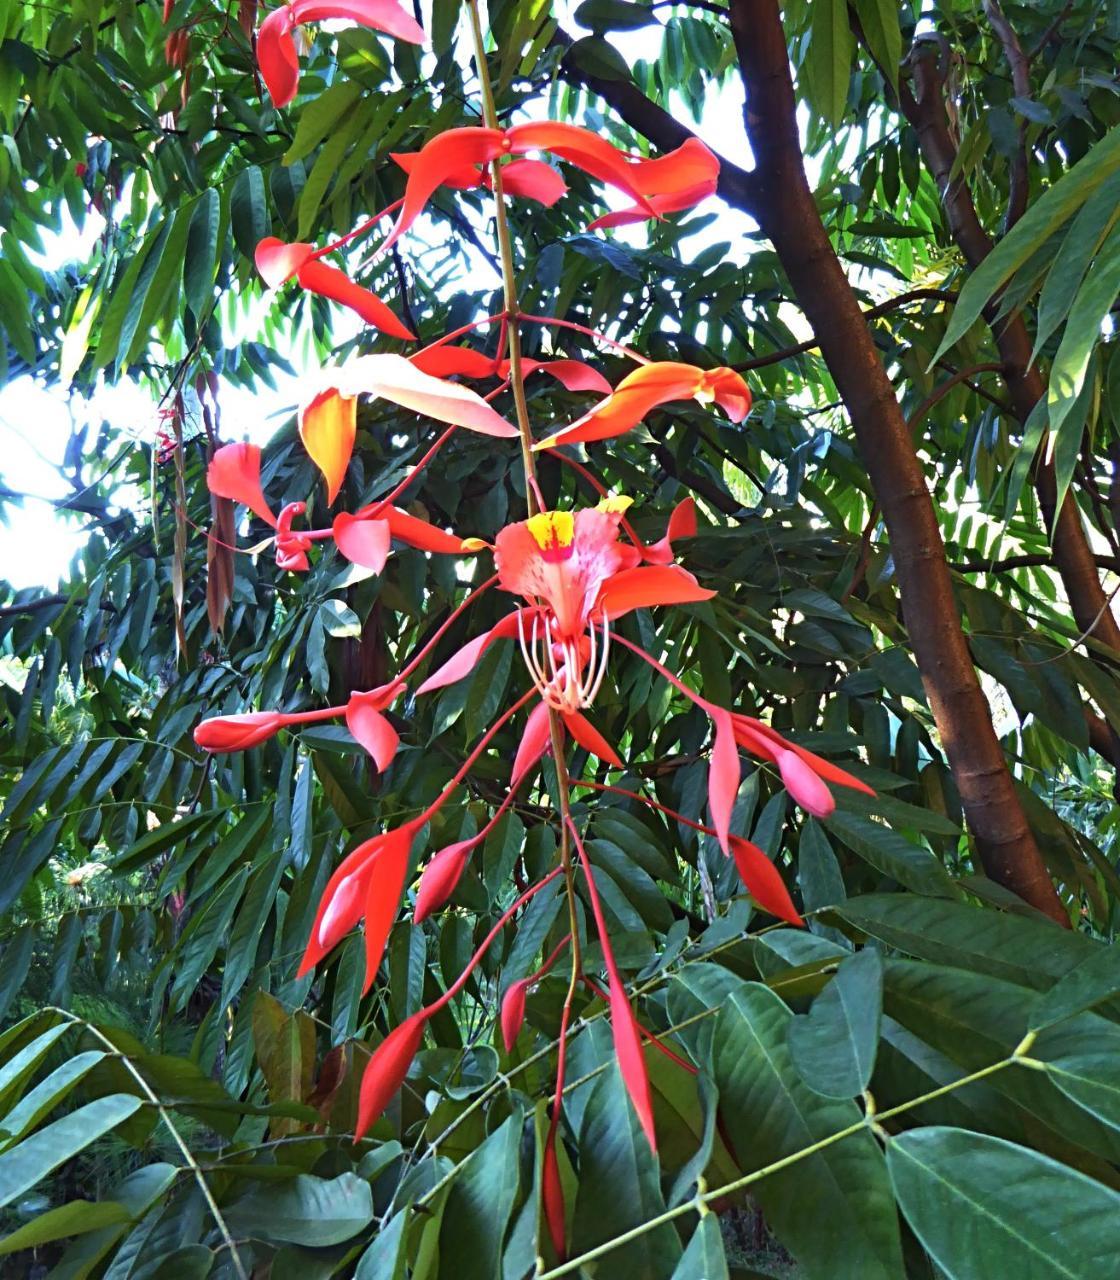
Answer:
[194,0,875,1260]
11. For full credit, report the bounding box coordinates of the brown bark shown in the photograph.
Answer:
[725,0,1065,923]
[557,6,1071,923]
[899,41,1120,663]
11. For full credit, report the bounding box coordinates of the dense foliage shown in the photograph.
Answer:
[3,0,1120,1276]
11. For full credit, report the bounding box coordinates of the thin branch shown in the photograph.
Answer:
[734,289,959,370]
[983,0,1031,229]
[952,552,1120,575]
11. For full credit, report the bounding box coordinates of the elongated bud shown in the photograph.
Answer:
[193,711,286,752]
[317,872,364,951]
[413,841,472,923]
[356,1011,428,1138]
[500,978,530,1054]
[777,748,836,819]
[542,1129,567,1259]
[728,836,803,925]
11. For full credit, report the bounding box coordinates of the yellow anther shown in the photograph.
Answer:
[596,494,633,516]
[526,510,574,553]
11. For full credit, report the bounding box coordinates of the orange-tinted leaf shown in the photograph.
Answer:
[296,260,415,339]
[300,389,357,503]
[206,442,277,527]
[207,493,236,634]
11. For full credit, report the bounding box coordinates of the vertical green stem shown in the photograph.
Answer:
[464,0,584,992]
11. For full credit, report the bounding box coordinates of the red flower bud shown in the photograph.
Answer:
[356,1011,427,1137]
[193,711,287,752]
[413,841,472,923]
[500,978,530,1053]
[776,748,835,819]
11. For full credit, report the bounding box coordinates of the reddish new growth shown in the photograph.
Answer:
[190,0,876,1259]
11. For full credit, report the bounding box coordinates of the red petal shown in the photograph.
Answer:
[390,149,481,189]
[415,611,526,694]
[513,700,552,785]
[585,184,716,231]
[703,367,752,421]
[355,1011,427,1137]
[315,870,365,954]
[382,127,505,253]
[290,0,424,43]
[335,353,518,437]
[256,6,298,107]
[632,138,719,197]
[777,748,836,819]
[410,346,498,379]
[362,825,415,990]
[514,359,611,395]
[500,978,530,1053]
[206,442,277,527]
[598,565,715,620]
[642,496,698,565]
[256,236,314,287]
[296,260,415,340]
[384,506,473,555]
[413,841,472,922]
[345,698,399,772]
[537,362,705,449]
[560,711,622,767]
[333,513,391,572]
[500,158,567,206]
[708,708,740,854]
[507,122,655,212]
[300,389,356,504]
[729,836,803,925]
[607,965,656,1149]
[298,835,384,975]
[193,710,286,751]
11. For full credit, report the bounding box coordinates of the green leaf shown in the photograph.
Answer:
[835,894,1101,990]
[0,1023,70,1112]
[1046,218,1120,442]
[851,0,900,91]
[575,0,658,31]
[567,35,632,81]
[670,1213,728,1280]
[231,165,270,259]
[437,1113,521,1280]
[183,188,221,320]
[1032,947,1120,1029]
[802,0,853,126]
[888,1126,1120,1279]
[284,78,365,166]
[788,948,883,1098]
[0,1050,106,1150]
[571,1065,682,1279]
[673,970,904,1279]
[825,814,958,898]
[0,1094,142,1208]
[935,124,1120,360]
[225,1173,374,1246]
[356,1209,409,1279]
[0,1199,130,1254]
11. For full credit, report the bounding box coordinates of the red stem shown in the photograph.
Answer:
[354,425,459,520]
[516,313,649,364]
[411,311,506,361]
[396,574,499,684]
[430,867,564,1011]
[318,197,405,259]
[551,452,645,552]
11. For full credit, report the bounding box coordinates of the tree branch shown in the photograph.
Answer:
[982,0,1031,228]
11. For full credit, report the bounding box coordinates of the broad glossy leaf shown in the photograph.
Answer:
[889,1127,1120,1279]
[224,1173,374,1245]
[788,948,883,1098]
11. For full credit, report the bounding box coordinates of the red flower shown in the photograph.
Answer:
[391,151,568,206]
[356,1011,428,1136]
[586,138,719,230]
[255,237,415,339]
[410,345,610,395]
[537,361,752,450]
[257,0,423,108]
[194,711,287,751]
